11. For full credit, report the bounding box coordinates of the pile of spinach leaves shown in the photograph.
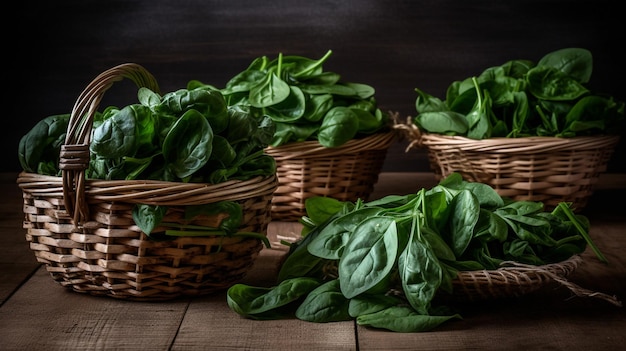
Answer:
[413,47,625,139]
[215,50,390,147]
[19,84,276,183]
[226,173,605,332]
[18,83,277,240]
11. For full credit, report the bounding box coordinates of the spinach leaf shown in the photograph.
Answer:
[265,86,306,122]
[447,190,479,257]
[399,223,443,315]
[249,70,291,108]
[295,279,351,322]
[91,104,142,159]
[338,216,399,298]
[348,294,405,318]
[132,204,168,236]
[162,109,213,179]
[316,106,359,147]
[303,195,349,226]
[414,111,468,135]
[308,207,384,260]
[18,114,70,175]
[526,66,589,101]
[227,277,321,320]
[537,47,593,83]
[356,306,462,333]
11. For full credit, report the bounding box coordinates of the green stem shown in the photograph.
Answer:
[293,49,333,78]
[165,228,271,248]
[556,202,608,264]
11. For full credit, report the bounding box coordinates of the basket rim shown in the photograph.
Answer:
[394,115,621,153]
[17,171,278,206]
[265,129,397,160]
[419,132,620,152]
[450,254,622,305]
[454,253,581,283]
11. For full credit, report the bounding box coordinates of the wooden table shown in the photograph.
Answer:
[1,172,625,351]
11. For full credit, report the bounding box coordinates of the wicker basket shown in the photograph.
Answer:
[320,254,620,305]
[444,255,582,301]
[443,255,620,305]
[265,130,397,221]
[397,118,620,211]
[17,63,278,300]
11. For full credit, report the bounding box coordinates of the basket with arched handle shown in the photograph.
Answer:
[18,63,278,300]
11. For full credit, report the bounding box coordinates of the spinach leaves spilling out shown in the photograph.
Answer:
[215,50,390,147]
[413,47,625,138]
[227,173,604,332]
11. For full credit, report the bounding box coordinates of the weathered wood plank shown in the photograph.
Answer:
[0,174,42,303]
[0,267,189,351]
[173,222,357,350]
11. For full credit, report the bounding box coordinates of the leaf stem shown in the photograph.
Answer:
[556,202,608,264]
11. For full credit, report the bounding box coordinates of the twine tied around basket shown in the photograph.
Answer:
[391,115,425,152]
[59,63,160,227]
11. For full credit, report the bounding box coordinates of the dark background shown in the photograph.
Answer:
[8,0,625,174]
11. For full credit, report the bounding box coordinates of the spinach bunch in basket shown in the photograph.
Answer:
[413,47,625,139]
[18,84,276,183]
[226,173,605,332]
[212,50,389,147]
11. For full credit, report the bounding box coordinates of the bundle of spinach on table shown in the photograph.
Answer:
[211,49,390,147]
[412,47,624,138]
[18,83,276,239]
[226,173,605,332]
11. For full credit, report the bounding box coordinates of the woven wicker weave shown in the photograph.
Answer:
[265,130,397,221]
[445,254,620,306]
[397,118,620,211]
[445,255,582,301]
[17,63,278,300]
[320,253,620,304]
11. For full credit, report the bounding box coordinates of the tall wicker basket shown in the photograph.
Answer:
[265,130,397,221]
[17,63,278,300]
[397,118,620,212]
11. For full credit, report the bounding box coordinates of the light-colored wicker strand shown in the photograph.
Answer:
[393,115,620,153]
[19,172,278,206]
[61,63,161,227]
[265,129,397,160]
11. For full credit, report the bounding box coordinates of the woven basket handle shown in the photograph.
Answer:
[60,63,160,227]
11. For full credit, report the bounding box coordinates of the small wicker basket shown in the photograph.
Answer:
[320,254,620,305]
[397,118,620,211]
[443,255,619,306]
[265,130,397,221]
[445,255,582,301]
[17,63,278,300]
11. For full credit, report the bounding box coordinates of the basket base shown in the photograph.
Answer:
[19,172,277,300]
